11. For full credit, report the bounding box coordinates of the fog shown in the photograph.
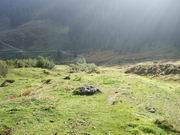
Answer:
[0,0,180,55]
[43,0,180,50]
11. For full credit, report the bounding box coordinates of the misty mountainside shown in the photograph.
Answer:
[0,0,180,59]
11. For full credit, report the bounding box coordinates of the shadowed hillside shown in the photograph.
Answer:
[0,0,180,61]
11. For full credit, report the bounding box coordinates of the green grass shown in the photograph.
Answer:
[0,66,180,135]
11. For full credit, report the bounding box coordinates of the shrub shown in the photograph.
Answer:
[6,56,55,70]
[70,63,98,73]
[22,58,37,67]
[14,59,28,68]
[0,60,8,77]
[6,58,37,68]
[36,56,55,69]
[69,56,99,73]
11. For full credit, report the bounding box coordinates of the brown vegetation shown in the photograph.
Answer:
[125,62,180,76]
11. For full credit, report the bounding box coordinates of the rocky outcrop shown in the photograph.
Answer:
[0,80,15,87]
[125,63,180,76]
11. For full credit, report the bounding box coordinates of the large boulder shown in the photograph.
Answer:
[73,86,101,96]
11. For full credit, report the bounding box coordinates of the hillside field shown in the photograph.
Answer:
[0,65,180,135]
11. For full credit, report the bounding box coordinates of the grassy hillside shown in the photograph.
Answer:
[0,65,180,134]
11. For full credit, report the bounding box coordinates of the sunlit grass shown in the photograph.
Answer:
[0,66,179,134]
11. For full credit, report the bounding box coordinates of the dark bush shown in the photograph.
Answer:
[36,56,55,69]
[0,60,8,77]
[6,58,37,68]
[6,56,55,70]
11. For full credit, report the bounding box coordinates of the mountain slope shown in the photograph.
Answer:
[0,0,180,59]
[0,20,70,51]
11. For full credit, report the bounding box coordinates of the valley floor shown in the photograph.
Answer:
[0,65,180,135]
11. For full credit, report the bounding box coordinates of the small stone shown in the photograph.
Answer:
[64,76,71,80]
[111,101,119,105]
[84,133,91,135]
[49,120,54,123]
[146,107,156,113]
[44,79,52,84]
[43,70,50,75]
[92,126,96,129]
